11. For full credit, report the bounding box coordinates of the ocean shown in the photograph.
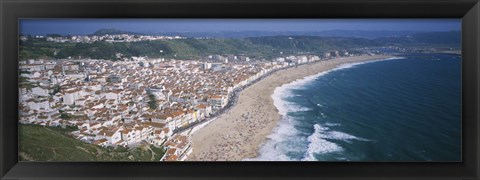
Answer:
[248,53,461,161]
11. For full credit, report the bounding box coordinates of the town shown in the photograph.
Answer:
[20,33,185,44]
[18,48,359,161]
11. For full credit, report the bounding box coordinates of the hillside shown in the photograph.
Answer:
[19,31,461,61]
[157,30,420,39]
[92,28,143,36]
[411,31,461,44]
[245,36,380,54]
[19,124,165,161]
[19,36,380,60]
[376,31,461,47]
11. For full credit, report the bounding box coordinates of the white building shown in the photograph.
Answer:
[63,90,82,105]
[31,87,49,97]
[105,91,122,103]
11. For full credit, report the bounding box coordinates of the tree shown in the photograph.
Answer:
[46,34,63,38]
[148,93,158,109]
[60,113,72,120]
[50,84,61,95]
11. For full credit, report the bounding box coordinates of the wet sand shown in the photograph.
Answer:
[187,55,394,161]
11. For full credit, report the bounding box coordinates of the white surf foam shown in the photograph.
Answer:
[286,102,312,112]
[248,57,403,161]
[272,87,313,116]
[325,122,341,126]
[245,116,305,161]
[323,131,370,141]
[302,124,343,161]
[301,124,370,160]
[335,57,405,70]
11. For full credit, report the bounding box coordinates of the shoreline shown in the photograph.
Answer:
[187,54,395,161]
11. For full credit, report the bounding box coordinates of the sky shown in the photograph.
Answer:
[19,19,461,36]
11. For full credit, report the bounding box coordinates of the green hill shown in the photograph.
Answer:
[19,31,461,61]
[92,28,143,36]
[19,124,165,161]
[410,31,461,44]
[245,36,380,54]
[375,31,461,47]
[19,36,378,60]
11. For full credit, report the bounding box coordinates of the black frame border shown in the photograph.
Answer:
[1,0,479,179]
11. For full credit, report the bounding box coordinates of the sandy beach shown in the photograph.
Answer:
[187,55,394,161]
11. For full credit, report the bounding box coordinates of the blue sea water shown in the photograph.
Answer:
[248,53,461,161]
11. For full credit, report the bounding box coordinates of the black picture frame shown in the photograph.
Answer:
[1,0,479,179]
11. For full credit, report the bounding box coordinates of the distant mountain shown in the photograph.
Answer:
[376,31,461,46]
[20,31,461,60]
[89,29,457,41]
[91,28,144,36]
[20,35,381,60]
[245,36,380,52]
[156,30,420,39]
[314,30,420,39]
[411,31,461,44]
